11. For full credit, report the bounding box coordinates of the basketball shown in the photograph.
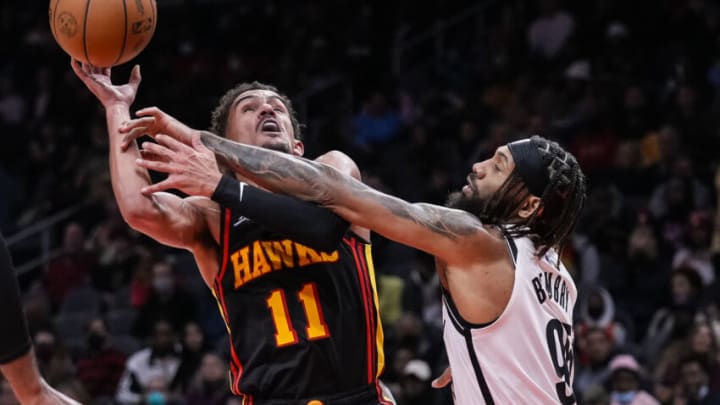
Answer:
[49,0,157,67]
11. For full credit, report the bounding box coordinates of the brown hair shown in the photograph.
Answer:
[210,81,302,140]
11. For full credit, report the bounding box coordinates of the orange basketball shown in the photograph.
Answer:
[49,0,157,67]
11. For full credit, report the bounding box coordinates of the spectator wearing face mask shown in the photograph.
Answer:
[606,354,659,405]
[75,317,127,399]
[132,260,196,339]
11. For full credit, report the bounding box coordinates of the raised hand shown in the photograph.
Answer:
[119,107,196,151]
[70,58,140,109]
[135,133,222,197]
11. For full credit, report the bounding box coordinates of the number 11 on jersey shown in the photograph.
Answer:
[266,282,331,347]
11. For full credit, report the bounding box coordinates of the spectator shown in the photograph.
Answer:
[643,267,704,361]
[653,321,720,395]
[575,327,617,397]
[617,215,672,340]
[132,260,196,339]
[116,320,181,405]
[75,317,127,399]
[672,210,715,285]
[397,359,433,405]
[648,157,711,247]
[576,286,630,346]
[91,220,148,292]
[672,355,720,405]
[32,328,75,387]
[171,321,209,394]
[183,353,231,405]
[43,221,97,308]
[351,91,402,149]
[606,354,659,405]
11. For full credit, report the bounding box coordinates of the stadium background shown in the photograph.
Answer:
[1,0,719,404]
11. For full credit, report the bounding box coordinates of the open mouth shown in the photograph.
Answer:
[465,174,477,194]
[258,118,281,133]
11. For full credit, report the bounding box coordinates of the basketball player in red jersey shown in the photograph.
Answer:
[71,60,394,405]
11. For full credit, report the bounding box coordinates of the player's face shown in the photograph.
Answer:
[465,146,515,200]
[446,146,515,218]
[226,89,304,156]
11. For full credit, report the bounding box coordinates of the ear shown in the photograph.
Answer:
[518,196,542,219]
[292,140,304,156]
[292,139,305,156]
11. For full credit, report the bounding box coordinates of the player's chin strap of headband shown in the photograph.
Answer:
[506,138,549,197]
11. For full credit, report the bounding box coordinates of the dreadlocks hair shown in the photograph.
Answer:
[210,81,302,141]
[482,136,587,262]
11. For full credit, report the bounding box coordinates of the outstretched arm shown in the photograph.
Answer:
[119,108,367,246]
[140,132,491,264]
[128,132,352,250]
[70,60,209,251]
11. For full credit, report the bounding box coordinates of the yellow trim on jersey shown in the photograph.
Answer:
[210,288,232,334]
[364,244,386,376]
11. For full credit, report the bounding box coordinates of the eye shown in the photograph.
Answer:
[273,107,284,113]
[494,164,502,172]
[243,106,255,113]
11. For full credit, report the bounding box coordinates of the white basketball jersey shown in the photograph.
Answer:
[442,236,577,405]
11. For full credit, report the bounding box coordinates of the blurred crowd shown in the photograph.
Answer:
[2,0,720,404]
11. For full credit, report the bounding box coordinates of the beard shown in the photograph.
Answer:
[445,189,491,221]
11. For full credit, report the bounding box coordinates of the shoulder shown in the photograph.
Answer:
[314,150,370,238]
[314,150,361,180]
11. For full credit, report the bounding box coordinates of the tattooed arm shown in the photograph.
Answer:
[198,131,493,264]
[118,107,495,262]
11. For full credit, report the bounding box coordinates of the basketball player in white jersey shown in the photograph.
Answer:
[120,108,586,404]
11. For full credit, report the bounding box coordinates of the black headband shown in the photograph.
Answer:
[506,138,549,196]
